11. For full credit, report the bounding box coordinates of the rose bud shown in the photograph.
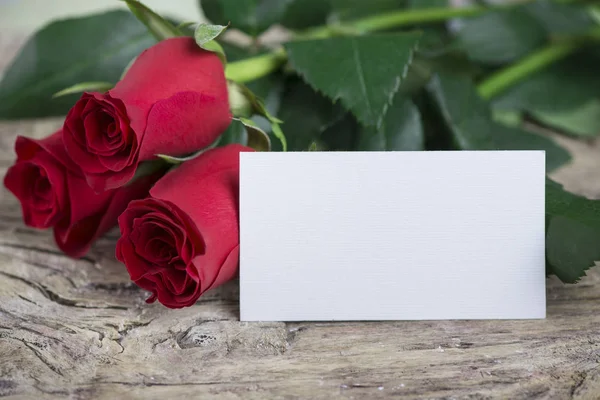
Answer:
[116,144,252,308]
[3,130,161,258]
[63,37,231,192]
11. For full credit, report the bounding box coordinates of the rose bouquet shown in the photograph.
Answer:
[2,0,600,308]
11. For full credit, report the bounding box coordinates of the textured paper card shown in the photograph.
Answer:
[239,151,546,321]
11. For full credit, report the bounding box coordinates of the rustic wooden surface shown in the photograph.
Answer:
[1,34,600,400]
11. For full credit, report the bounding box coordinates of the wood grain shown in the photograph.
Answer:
[1,34,600,400]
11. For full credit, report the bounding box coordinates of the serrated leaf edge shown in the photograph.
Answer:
[545,179,600,283]
[285,34,421,128]
[376,40,419,129]
[546,216,596,284]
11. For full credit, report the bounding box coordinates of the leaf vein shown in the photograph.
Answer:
[351,39,372,121]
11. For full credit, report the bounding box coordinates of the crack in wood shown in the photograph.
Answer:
[151,337,170,351]
[84,282,138,292]
[286,325,307,346]
[109,319,155,336]
[32,384,69,396]
[94,380,233,387]
[16,326,64,344]
[0,242,95,264]
[570,370,591,397]
[111,338,125,354]
[38,283,127,310]
[0,270,128,310]
[63,276,77,289]
[7,257,64,274]
[85,327,105,345]
[16,294,39,306]
[16,338,64,377]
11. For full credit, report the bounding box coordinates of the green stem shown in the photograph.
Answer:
[478,28,600,99]
[350,1,534,32]
[225,0,536,82]
[225,48,286,83]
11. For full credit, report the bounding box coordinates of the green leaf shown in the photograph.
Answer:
[220,42,258,62]
[532,100,600,137]
[420,51,483,80]
[124,0,183,40]
[492,109,522,127]
[229,82,269,117]
[456,9,546,65]
[52,81,114,98]
[493,52,600,114]
[156,136,221,164]
[278,79,345,151]
[492,49,600,137]
[427,71,493,150]
[194,23,227,44]
[416,28,454,54]
[157,153,203,164]
[127,160,169,184]
[270,122,287,151]
[227,81,253,118]
[408,0,447,8]
[194,23,228,64]
[0,10,155,119]
[199,0,294,37]
[219,119,272,151]
[219,119,247,146]
[489,124,570,173]
[330,0,404,22]
[395,54,448,98]
[357,95,424,151]
[238,118,272,151]
[427,71,570,172]
[227,81,286,150]
[177,21,198,30]
[546,179,600,282]
[281,0,332,30]
[221,42,285,148]
[222,43,286,149]
[524,1,594,35]
[285,32,422,127]
[320,113,360,151]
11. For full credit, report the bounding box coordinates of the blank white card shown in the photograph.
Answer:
[240,151,546,321]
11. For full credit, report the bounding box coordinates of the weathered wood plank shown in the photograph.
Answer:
[0,33,599,400]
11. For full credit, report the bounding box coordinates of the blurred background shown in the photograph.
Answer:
[0,0,515,33]
[0,0,203,32]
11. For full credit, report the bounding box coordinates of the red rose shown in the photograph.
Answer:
[63,37,232,192]
[4,130,160,258]
[116,144,252,308]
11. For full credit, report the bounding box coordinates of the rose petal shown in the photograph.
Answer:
[55,169,158,258]
[138,91,231,161]
[4,134,69,229]
[111,37,229,142]
[149,146,248,295]
[63,92,140,190]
